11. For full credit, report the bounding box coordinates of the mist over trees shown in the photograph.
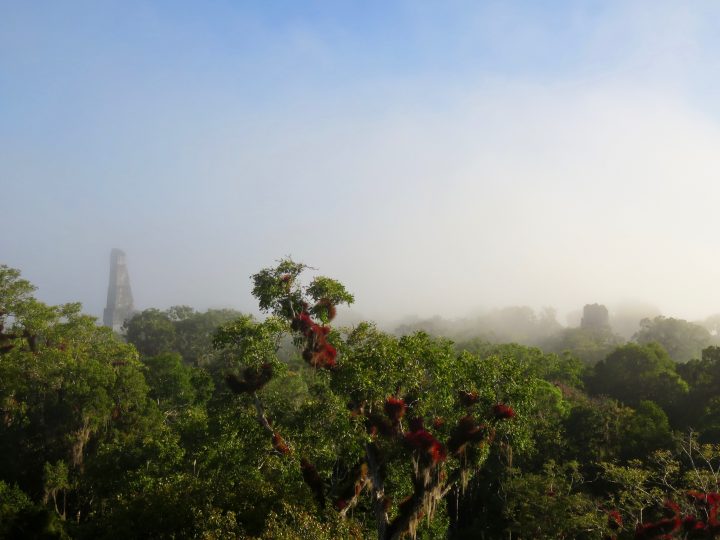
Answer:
[3,260,720,539]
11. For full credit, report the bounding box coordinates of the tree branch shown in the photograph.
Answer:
[253,392,274,437]
[365,442,389,539]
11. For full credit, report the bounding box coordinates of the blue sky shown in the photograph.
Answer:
[3,1,720,323]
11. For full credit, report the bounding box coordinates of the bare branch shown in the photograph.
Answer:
[253,392,274,437]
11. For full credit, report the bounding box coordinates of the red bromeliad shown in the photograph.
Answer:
[492,403,516,420]
[404,429,447,464]
[291,309,337,369]
[384,396,407,424]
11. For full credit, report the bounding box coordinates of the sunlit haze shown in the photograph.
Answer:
[3,1,720,325]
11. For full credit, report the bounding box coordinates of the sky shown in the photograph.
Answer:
[3,0,720,324]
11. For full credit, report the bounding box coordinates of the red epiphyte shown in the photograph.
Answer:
[711,501,720,528]
[384,397,407,423]
[291,311,314,335]
[310,343,337,369]
[666,500,680,512]
[404,429,447,463]
[682,515,706,532]
[428,440,447,463]
[404,429,436,451]
[323,342,337,362]
[448,415,487,455]
[432,417,445,429]
[635,517,681,539]
[307,322,322,340]
[608,509,623,530]
[272,432,290,455]
[294,310,337,370]
[492,403,516,420]
[408,417,424,432]
[458,390,480,407]
[687,491,720,512]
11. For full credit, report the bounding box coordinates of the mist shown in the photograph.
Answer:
[3,1,720,327]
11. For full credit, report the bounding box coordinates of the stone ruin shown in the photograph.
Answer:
[103,249,135,333]
[580,303,609,330]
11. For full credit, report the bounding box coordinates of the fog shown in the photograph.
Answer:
[3,2,720,327]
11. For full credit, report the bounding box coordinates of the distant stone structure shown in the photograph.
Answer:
[580,303,609,330]
[103,249,135,333]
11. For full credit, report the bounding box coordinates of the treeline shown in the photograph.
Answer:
[1,261,719,539]
[397,307,720,365]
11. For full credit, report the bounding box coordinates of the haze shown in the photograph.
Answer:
[3,1,720,325]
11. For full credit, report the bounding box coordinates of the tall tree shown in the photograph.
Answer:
[633,316,711,363]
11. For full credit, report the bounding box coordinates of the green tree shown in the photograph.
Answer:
[562,396,633,464]
[502,461,607,539]
[125,306,242,364]
[676,345,720,434]
[588,343,688,415]
[633,316,711,363]
[215,258,546,540]
[123,308,176,358]
[620,400,673,460]
[544,326,624,365]
[0,266,187,536]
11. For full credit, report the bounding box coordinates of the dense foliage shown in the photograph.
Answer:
[2,260,720,539]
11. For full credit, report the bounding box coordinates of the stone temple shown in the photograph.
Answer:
[580,303,609,330]
[103,249,135,333]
